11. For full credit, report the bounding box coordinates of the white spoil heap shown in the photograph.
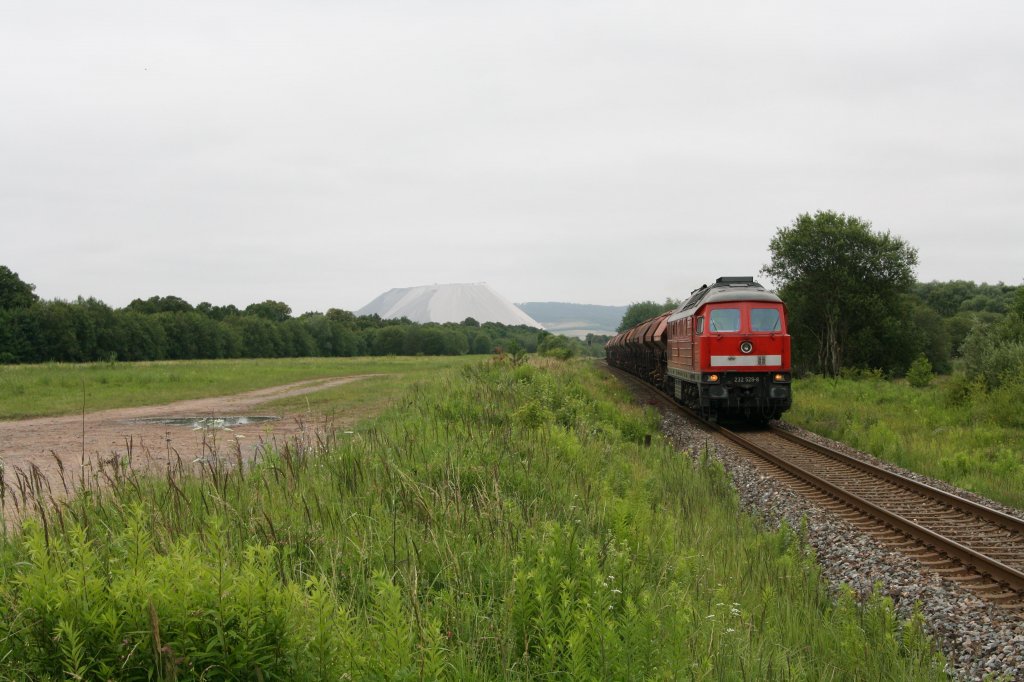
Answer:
[357,283,544,328]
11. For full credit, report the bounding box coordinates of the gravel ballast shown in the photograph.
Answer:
[644,395,1024,681]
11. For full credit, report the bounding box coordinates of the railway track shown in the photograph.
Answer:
[610,366,1024,606]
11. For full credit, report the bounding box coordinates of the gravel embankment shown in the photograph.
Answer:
[654,405,1024,681]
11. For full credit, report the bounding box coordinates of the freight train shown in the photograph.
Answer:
[606,276,792,422]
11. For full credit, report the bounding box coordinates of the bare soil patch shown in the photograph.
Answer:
[0,375,379,486]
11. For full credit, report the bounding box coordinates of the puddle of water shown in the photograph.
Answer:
[129,416,280,429]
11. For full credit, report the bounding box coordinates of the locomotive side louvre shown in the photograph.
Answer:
[606,276,792,423]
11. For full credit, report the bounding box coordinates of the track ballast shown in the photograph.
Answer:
[609,364,1024,607]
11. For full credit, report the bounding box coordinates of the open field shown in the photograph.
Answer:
[0,357,944,679]
[0,357,477,506]
[0,356,479,421]
[787,374,1024,510]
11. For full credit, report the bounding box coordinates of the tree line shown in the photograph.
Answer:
[0,268,601,364]
[762,211,1022,383]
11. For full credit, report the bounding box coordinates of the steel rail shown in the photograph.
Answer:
[712,426,1024,594]
[767,426,1024,535]
[605,364,1024,595]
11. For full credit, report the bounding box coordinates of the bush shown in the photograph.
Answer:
[537,333,576,360]
[839,367,886,381]
[941,372,983,408]
[906,354,933,388]
[960,322,1024,388]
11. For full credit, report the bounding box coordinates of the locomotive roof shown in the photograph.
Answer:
[667,276,781,322]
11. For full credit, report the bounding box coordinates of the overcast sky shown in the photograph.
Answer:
[2,1,1022,315]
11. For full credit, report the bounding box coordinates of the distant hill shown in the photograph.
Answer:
[516,302,627,338]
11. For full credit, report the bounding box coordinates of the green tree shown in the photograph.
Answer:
[244,300,293,323]
[472,331,494,354]
[27,301,79,362]
[905,298,951,373]
[762,211,918,376]
[126,295,194,314]
[538,333,575,359]
[959,295,1024,389]
[0,308,32,362]
[325,308,356,325]
[945,311,982,357]
[116,311,169,360]
[196,301,241,320]
[276,318,314,356]
[616,298,679,332]
[403,326,437,355]
[0,265,39,309]
[445,329,470,355]
[1013,287,1024,319]
[371,326,407,355]
[229,316,284,358]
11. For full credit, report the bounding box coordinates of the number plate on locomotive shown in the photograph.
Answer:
[732,377,760,383]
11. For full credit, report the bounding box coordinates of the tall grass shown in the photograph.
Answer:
[787,373,1024,509]
[0,359,945,679]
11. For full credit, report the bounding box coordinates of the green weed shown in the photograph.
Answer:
[789,373,1024,508]
[0,358,946,679]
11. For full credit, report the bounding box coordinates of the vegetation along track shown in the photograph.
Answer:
[609,365,1024,607]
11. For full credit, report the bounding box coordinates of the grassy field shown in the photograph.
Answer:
[787,373,1024,510]
[0,356,479,420]
[0,357,944,679]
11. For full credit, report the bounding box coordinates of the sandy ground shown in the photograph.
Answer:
[0,375,378,487]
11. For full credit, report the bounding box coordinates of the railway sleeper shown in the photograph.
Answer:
[929,566,977,577]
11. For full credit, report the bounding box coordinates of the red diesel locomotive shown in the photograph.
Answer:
[606,276,792,422]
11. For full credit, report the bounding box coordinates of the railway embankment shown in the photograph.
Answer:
[652,390,1024,680]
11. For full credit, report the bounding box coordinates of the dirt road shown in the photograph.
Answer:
[0,375,377,485]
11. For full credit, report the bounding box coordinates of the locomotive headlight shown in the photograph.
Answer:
[707,374,719,383]
[739,341,753,354]
[773,373,789,382]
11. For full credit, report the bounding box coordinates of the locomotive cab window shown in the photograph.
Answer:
[709,308,740,332]
[750,308,781,332]
[695,317,704,334]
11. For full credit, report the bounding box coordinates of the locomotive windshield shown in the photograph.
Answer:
[709,308,741,332]
[750,308,781,332]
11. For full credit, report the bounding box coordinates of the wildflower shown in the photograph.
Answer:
[726,628,735,633]
[706,615,714,619]
[730,607,741,616]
